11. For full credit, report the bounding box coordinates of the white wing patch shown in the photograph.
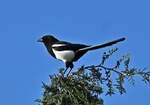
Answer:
[52,44,66,47]
[52,49,75,63]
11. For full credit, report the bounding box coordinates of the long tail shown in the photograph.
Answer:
[78,37,125,52]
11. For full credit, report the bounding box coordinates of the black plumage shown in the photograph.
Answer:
[37,35,125,70]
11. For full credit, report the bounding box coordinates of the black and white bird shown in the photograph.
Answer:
[37,35,125,72]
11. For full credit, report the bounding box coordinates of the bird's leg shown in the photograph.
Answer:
[64,62,70,75]
[67,68,72,77]
[66,62,74,77]
[63,67,68,75]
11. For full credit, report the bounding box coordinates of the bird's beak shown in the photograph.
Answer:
[37,38,43,42]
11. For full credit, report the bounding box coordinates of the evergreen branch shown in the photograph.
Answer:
[37,48,150,105]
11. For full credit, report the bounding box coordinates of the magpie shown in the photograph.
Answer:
[37,35,125,72]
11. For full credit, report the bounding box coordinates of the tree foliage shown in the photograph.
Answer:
[36,48,150,105]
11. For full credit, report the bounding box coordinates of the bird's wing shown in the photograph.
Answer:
[52,42,89,51]
[52,42,89,62]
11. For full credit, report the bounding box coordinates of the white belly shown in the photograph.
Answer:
[52,49,75,63]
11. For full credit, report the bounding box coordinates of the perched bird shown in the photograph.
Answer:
[37,35,125,73]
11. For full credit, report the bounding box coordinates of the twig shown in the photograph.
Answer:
[81,65,127,76]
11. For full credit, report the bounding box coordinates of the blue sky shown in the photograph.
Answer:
[0,0,150,105]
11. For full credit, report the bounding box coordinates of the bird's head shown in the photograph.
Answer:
[37,35,59,44]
